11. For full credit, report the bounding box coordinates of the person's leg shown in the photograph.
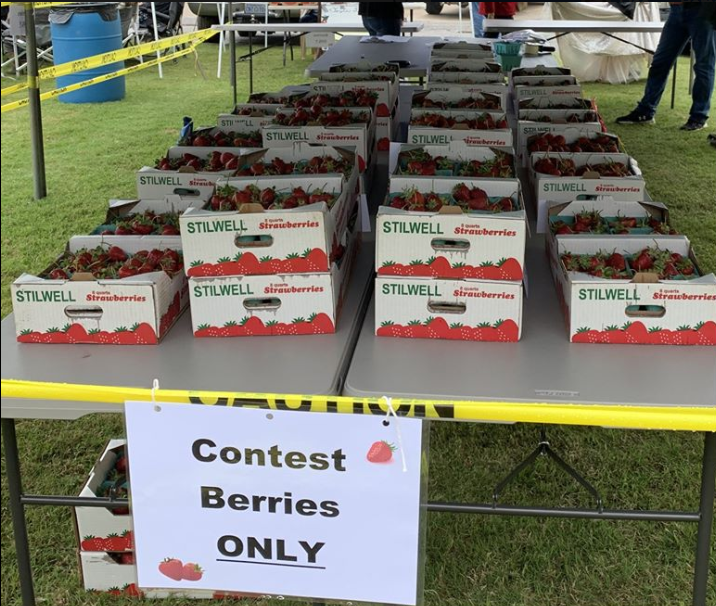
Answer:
[381,19,402,37]
[684,9,716,125]
[362,16,378,37]
[636,6,691,117]
[471,3,484,38]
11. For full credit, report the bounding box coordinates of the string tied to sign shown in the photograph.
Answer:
[382,396,407,473]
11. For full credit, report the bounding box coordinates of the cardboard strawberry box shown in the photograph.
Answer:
[296,82,397,151]
[430,41,494,60]
[80,551,238,599]
[137,146,246,203]
[391,141,516,180]
[317,71,400,149]
[552,235,716,346]
[75,440,132,551]
[430,59,505,83]
[531,152,645,206]
[235,142,358,189]
[509,65,571,83]
[426,81,508,103]
[180,174,356,278]
[217,111,277,133]
[413,88,507,113]
[409,109,512,147]
[518,95,594,110]
[90,196,196,238]
[517,111,604,166]
[262,107,376,171]
[429,71,507,86]
[12,237,188,345]
[179,125,264,148]
[188,223,358,337]
[378,177,526,281]
[543,197,674,239]
[375,277,523,342]
[522,128,621,172]
[309,78,398,122]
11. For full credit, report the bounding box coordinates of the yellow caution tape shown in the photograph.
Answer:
[1,82,29,97]
[2,379,714,432]
[1,41,200,113]
[39,29,218,80]
[1,29,216,104]
[0,2,76,7]
[33,2,77,7]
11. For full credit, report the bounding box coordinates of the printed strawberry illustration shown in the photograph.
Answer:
[366,441,396,464]
[158,557,184,581]
[182,562,204,581]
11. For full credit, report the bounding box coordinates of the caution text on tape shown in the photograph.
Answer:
[2,379,714,432]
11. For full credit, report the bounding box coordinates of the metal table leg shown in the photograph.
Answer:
[229,2,237,107]
[248,30,254,95]
[692,432,716,606]
[2,418,36,606]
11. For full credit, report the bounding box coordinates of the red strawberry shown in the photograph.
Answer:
[366,441,395,463]
[119,552,135,565]
[107,247,128,262]
[696,321,716,346]
[123,584,143,597]
[158,558,184,581]
[161,225,180,236]
[182,563,204,581]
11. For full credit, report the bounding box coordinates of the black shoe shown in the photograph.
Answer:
[708,133,716,148]
[615,109,655,125]
[681,118,708,131]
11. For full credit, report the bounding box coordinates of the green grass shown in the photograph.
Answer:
[1,45,715,606]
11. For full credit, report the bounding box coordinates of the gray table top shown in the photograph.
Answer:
[1,241,375,420]
[344,236,716,409]
[213,22,424,34]
[483,19,664,34]
[306,36,559,79]
[306,35,444,78]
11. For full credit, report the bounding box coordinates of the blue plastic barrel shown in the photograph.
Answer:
[50,3,125,104]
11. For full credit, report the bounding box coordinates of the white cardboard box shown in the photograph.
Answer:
[413,88,507,112]
[180,174,356,278]
[390,141,516,180]
[552,236,716,345]
[137,146,247,203]
[263,107,376,170]
[216,112,276,132]
[188,227,358,337]
[91,196,195,237]
[378,176,526,281]
[75,439,132,551]
[531,152,646,206]
[80,551,252,599]
[12,237,188,345]
[375,277,523,342]
[541,196,671,237]
[517,111,604,165]
[409,109,512,147]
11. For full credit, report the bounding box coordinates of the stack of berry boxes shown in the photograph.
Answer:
[510,66,716,346]
[179,143,361,338]
[375,135,526,342]
[10,198,192,346]
[415,53,512,149]
[75,440,255,600]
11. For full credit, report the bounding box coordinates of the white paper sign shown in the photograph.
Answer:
[125,402,425,605]
[306,31,337,49]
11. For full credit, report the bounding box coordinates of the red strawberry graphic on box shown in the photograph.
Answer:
[158,557,183,581]
[182,562,204,581]
[366,441,396,464]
